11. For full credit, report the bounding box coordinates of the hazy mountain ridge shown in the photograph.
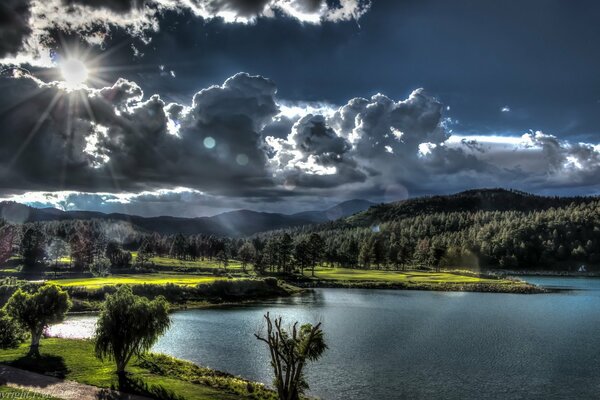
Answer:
[0,199,375,236]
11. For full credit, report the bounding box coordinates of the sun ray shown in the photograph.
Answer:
[8,91,63,169]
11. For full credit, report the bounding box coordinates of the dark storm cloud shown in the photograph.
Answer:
[1,69,599,215]
[0,72,281,195]
[0,0,370,67]
[1,0,600,215]
[115,0,600,143]
[0,0,31,58]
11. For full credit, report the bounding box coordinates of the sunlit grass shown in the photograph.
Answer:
[0,338,256,400]
[48,273,229,288]
[305,267,517,285]
[131,252,244,270]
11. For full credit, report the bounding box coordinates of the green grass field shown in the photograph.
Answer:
[305,267,516,285]
[55,253,244,271]
[48,273,229,288]
[0,339,272,400]
[150,255,243,270]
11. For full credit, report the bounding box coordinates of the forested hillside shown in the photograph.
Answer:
[256,189,600,271]
[1,189,598,273]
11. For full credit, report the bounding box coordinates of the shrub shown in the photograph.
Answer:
[0,309,27,349]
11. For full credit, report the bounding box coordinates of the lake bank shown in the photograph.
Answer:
[56,277,303,312]
[288,267,545,293]
[0,338,276,400]
[291,279,546,293]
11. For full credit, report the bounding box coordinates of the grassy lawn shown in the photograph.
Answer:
[0,339,271,400]
[48,273,229,288]
[131,252,244,271]
[305,267,517,285]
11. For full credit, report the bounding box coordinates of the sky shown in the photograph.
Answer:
[0,0,599,217]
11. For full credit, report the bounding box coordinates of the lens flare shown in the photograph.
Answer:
[60,58,89,88]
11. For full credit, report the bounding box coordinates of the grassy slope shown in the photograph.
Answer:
[48,274,229,288]
[300,266,540,292]
[306,267,513,284]
[128,253,243,271]
[0,339,271,400]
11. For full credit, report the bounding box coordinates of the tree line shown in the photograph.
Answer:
[2,198,600,273]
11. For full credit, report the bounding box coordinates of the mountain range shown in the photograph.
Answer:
[0,199,375,236]
[2,188,595,237]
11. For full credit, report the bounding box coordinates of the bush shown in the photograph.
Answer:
[0,309,27,349]
[263,277,278,287]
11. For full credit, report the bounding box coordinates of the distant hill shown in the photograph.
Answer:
[0,198,374,236]
[345,188,596,227]
[292,199,375,223]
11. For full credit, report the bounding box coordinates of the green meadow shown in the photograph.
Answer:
[131,253,244,271]
[0,338,274,400]
[305,267,513,284]
[48,273,228,288]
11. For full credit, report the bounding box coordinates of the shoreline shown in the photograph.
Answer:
[0,338,276,400]
[494,269,600,278]
[288,279,548,294]
[66,291,309,315]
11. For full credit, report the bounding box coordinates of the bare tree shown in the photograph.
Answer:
[255,313,327,400]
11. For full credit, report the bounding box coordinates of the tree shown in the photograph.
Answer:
[278,234,293,274]
[255,313,327,400]
[307,233,324,277]
[430,243,446,272]
[5,285,71,357]
[20,225,46,267]
[69,227,95,269]
[94,286,170,376]
[105,242,132,268]
[136,240,152,268]
[253,252,266,275]
[47,238,68,270]
[89,257,111,276]
[170,234,187,260]
[238,242,256,273]
[293,240,310,275]
[0,221,17,265]
[358,237,376,269]
[264,238,279,272]
[217,249,229,270]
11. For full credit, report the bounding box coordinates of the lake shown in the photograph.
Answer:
[48,277,600,399]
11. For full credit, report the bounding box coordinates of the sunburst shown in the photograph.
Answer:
[59,58,89,88]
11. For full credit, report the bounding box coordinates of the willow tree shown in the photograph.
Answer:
[255,313,327,400]
[94,286,170,376]
[5,284,71,357]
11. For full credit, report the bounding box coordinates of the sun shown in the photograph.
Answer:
[59,58,89,88]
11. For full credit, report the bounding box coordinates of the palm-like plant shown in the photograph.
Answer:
[255,313,327,400]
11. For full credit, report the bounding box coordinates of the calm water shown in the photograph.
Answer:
[49,278,600,399]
